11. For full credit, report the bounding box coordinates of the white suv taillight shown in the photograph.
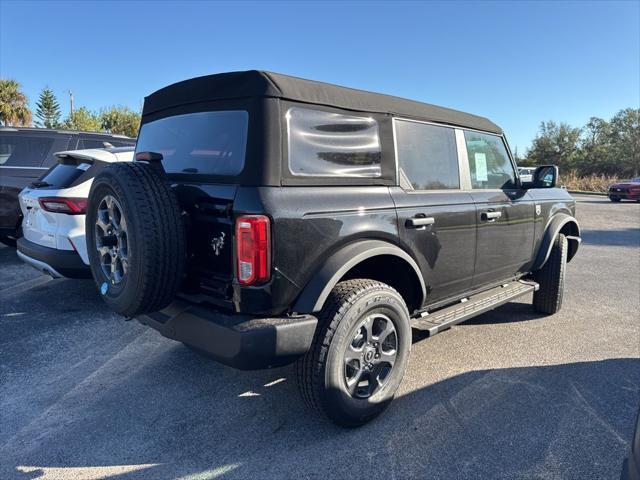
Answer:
[235,215,271,285]
[38,197,87,214]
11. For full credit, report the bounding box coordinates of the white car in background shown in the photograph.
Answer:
[518,167,536,183]
[17,147,134,278]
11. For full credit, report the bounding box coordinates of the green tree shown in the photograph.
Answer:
[575,117,613,175]
[99,106,140,138]
[526,121,581,171]
[34,87,61,128]
[0,79,32,126]
[608,108,639,177]
[62,107,100,132]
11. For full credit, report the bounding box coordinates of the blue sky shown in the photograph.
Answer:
[1,0,638,153]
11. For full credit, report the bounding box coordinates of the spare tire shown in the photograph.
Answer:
[86,162,186,317]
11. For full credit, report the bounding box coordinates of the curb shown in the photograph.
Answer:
[567,190,608,196]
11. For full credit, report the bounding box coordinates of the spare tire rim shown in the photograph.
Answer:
[95,195,128,285]
[343,313,398,399]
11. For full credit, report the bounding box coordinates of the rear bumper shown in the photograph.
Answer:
[137,299,318,370]
[16,237,90,279]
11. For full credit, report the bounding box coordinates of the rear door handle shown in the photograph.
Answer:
[406,216,435,228]
[481,211,502,221]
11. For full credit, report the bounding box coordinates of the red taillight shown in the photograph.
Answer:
[38,197,87,215]
[235,215,271,285]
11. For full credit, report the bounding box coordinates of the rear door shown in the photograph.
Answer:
[390,119,476,305]
[460,129,535,288]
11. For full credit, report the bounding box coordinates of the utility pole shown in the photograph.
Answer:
[69,90,74,117]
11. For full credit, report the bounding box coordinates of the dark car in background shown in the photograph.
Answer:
[609,177,640,202]
[0,127,136,246]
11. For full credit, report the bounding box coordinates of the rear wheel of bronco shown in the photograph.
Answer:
[295,279,411,427]
[86,162,186,317]
[532,233,567,315]
[610,196,621,202]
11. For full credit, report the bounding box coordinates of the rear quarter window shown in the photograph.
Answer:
[135,111,248,175]
[287,107,382,177]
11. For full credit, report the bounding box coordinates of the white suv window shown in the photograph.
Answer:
[287,107,381,177]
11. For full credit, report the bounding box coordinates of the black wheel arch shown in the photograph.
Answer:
[532,213,580,271]
[292,240,426,315]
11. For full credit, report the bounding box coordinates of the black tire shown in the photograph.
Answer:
[0,235,16,247]
[610,196,621,202]
[532,233,567,315]
[86,162,186,317]
[295,279,411,427]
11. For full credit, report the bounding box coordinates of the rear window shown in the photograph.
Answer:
[135,111,248,175]
[36,162,90,189]
[0,134,54,167]
[287,107,382,177]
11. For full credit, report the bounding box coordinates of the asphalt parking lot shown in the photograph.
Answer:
[1,194,638,480]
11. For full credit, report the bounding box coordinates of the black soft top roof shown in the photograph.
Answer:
[142,70,502,134]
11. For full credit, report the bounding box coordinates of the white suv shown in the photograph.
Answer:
[17,147,133,278]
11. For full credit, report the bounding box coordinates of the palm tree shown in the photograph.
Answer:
[0,79,32,126]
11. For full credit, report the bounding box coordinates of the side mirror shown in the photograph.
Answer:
[522,165,558,189]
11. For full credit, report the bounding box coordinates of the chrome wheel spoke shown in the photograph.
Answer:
[344,344,362,363]
[120,257,129,275]
[96,214,110,235]
[376,319,395,344]
[380,348,397,367]
[346,368,365,396]
[362,316,374,343]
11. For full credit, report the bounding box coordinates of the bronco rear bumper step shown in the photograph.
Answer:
[137,299,318,370]
[412,280,539,336]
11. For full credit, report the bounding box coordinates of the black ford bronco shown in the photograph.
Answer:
[85,71,581,426]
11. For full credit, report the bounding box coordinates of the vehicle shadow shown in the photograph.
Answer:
[581,228,640,248]
[2,346,637,479]
[461,300,541,326]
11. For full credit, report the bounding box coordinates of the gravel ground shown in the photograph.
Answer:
[1,194,638,480]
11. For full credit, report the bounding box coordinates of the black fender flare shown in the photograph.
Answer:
[292,240,426,313]
[531,213,581,271]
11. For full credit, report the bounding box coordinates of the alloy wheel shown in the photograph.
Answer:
[343,313,398,399]
[95,195,129,285]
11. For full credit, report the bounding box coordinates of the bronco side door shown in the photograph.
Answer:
[390,119,476,306]
[459,129,535,288]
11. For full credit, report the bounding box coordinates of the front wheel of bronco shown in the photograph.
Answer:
[532,233,568,315]
[295,279,411,427]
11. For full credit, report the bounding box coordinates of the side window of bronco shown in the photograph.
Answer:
[464,131,517,190]
[394,119,460,190]
[287,107,382,177]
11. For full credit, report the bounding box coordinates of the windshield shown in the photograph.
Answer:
[135,110,248,175]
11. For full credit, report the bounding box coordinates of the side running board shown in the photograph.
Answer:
[411,280,539,336]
